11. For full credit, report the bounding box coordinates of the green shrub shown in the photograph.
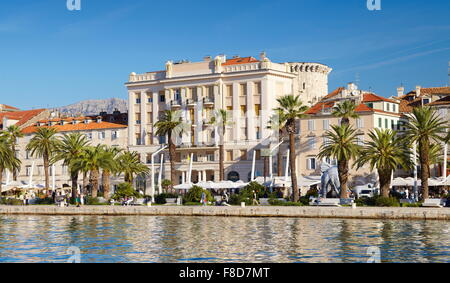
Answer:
[356,196,400,207]
[402,202,422,207]
[269,199,302,206]
[155,193,178,205]
[111,183,142,201]
[375,196,400,207]
[34,197,54,205]
[184,202,202,206]
[183,186,213,204]
[229,182,270,205]
[0,197,23,206]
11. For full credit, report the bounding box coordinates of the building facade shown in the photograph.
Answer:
[125,54,332,188]
[12,111,128,191]
[298,83,403,189]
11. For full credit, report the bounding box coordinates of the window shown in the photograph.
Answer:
[256,127,261,140]
[423,99,430,105]
[378,118,382,128]
[174,89,181,101]
[240,105,247,116]
[98,131,106,140]
[240,84,247,96]
[136,133,141,145]
[226,150,233,161]
[112,131,119,140]
[254,104,261,116]
[254,82,261,95]
[393,104,397,112]
[308,137,316,149]
[307,158,316,170]
[391,120,395,130]
[25,150,30,160]
[240,150,247,161]
[357,118,364,129]
[136,93,141,104]
[308,120,315,131]
[159,94,165,102]
[85,133,92,140]
[135,113,141,125]
[206,152,215,162]
[385,119,388,129]
[386,103,390,112]
[147,94,153,103]
[367,103,374,109]
[159,136,166,145]
[226,85,233,97]
[323,119,330,130]
[26,166,31,176]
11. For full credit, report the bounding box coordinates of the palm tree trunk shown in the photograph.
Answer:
[12,143,17,181]
[219,144,224,181]
[91,169,99,198]
[43,153,50,189]
[338,159,349,199]
[82,172,88,195]
[102,170,111,200]
[168,131,177,185]
[289,131,299,202]
[420,141,430,200]
[378,168,391,198]
[71,171,78,200]
[0,167,3,194]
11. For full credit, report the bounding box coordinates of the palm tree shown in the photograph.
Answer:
[318,124,361,199]
[54,133,90,199]
[2,125,24,181]
[155,110,189,185]
[267,109,287,176]
[402,107,447,200]
[0,135,21,193]
[209,109,233,181]
[275,95,309,202]
[26,127,60,189]
[332,100,359,125]
[101,146,122,200]
[355,129,411,197]
[72,145,114,198]
[117,151,149,184]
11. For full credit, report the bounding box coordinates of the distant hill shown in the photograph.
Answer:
[54,98,128,116]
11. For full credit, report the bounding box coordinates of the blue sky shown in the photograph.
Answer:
[0,0,449,109]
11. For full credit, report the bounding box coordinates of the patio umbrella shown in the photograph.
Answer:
[174,183,193,190]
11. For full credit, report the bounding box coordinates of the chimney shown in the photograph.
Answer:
[259,51,267,61]
[416,86,422,97]
[397,86,405,97]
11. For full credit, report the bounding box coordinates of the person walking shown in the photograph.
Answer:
[201,192,207,206]
[252,190,259,206]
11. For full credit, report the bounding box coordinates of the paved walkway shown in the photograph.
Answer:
[0,205,449,220]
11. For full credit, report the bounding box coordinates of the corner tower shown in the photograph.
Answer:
[288,62,332,105]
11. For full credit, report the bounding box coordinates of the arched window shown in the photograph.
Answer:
[228,171,240,182]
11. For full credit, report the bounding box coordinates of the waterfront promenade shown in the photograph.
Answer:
[0,205,449,221]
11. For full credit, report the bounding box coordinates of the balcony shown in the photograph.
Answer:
[203,97,214,107]
[170,100,182,109]
[186,99,197,108]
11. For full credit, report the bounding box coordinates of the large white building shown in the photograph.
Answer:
[125,53,332,189]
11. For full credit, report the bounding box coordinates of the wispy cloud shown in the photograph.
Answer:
[335,46,450,75]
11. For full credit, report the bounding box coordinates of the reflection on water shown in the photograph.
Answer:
[0,216,448,263]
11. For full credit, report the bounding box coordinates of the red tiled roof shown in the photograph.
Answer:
[1,104,19,111]
[22,121,127,134]
[306,101,401,117]
[0,109,47,128]
[362,93,398,104]
[222,57,259,66]
[321,87,345,101]
[428,96,450,106]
